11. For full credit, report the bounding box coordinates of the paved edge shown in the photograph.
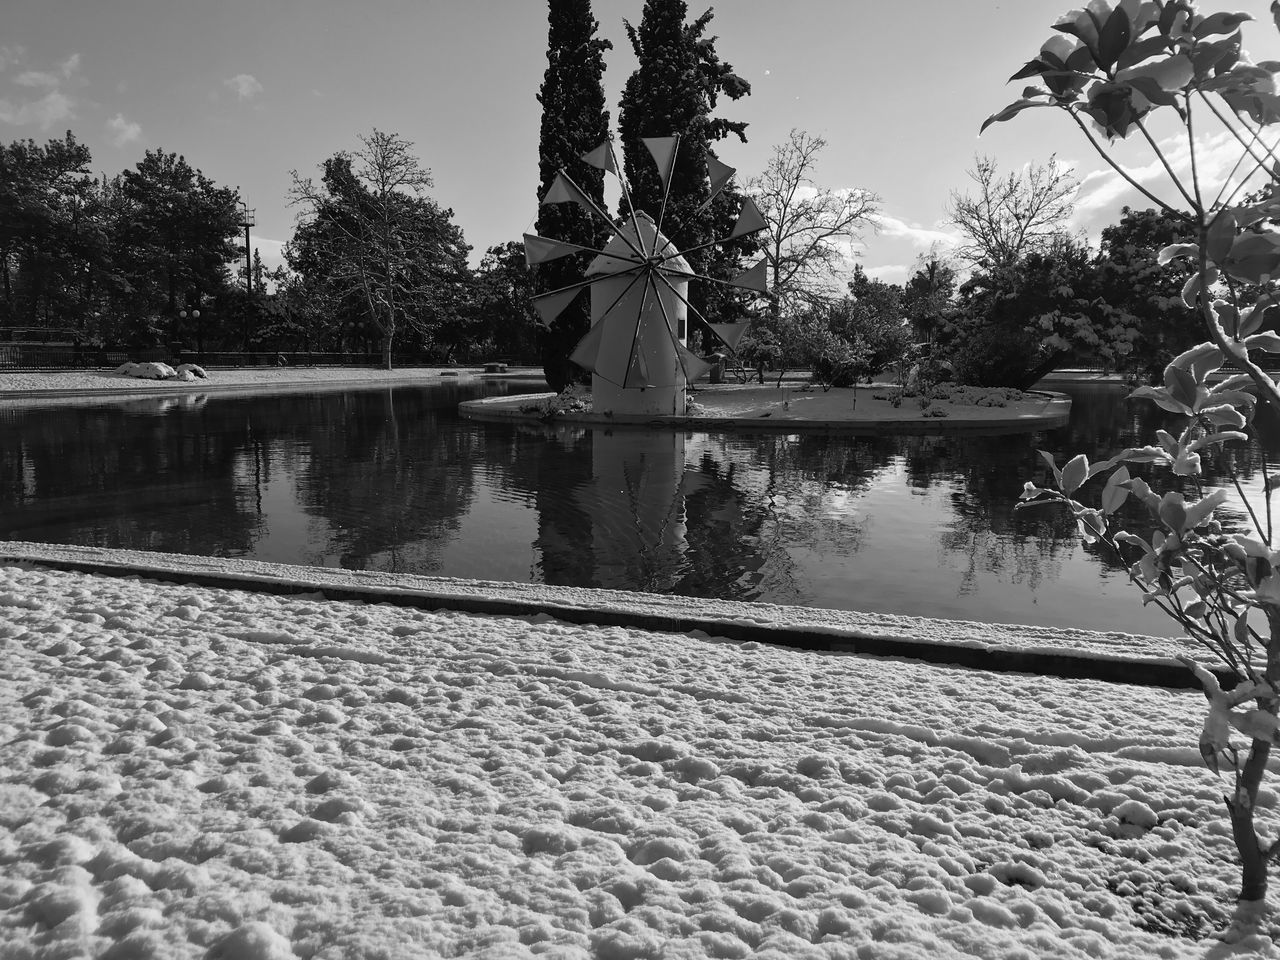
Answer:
[0,370,547,401]
[0,544,1225,691]
[458,392,1074,435]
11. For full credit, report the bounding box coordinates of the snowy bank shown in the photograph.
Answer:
[1,559,1277,958]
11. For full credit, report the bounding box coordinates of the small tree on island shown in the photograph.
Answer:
[992,1,1280,912]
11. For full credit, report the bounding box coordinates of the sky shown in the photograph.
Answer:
[4,0,1280,287]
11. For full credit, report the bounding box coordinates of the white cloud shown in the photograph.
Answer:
[0,90,73,129]
[1070,129,1277,236]
[224,73,263,100]
[106,113,141,147]
[15,53,80,88]
[864,264,909,285]
[870,213,962,251]
[0,45,26,72]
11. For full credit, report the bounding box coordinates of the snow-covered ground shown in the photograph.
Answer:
[2,559,1277,959]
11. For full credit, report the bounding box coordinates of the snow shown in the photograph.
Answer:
[2,558,1279,958]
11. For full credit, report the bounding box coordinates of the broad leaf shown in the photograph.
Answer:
[1188,430,1249,452]
[1039,450,1063,485]
[1193,11,1253,38]
[1245,331,1280,353]
[1117,52,1195,91]
[1116,34,1172,71]
[1170,341,1223,383]
[1158,241,1200,264]
[1101,465,1132,514]
[1098,6,1133,69]
[1159,491,1188,532]
[1184,488,1229,530]
[1206,210,1238,262]
[1010,59,1052,81]
[1200,404,1247,429]
[1130,384,1191,414]
[1060,453,1090,495]
[1164,363,1198,408]
[1114,445,1173,464]
[980,99,1048,133]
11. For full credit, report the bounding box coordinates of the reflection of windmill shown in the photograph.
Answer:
[525,135,768,417]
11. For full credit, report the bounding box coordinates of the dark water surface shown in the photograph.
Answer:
[3,378,1275,636]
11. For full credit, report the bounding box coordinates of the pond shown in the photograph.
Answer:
[1,378,1274,637]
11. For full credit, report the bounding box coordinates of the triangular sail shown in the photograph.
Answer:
[642,136,679,192]
[709,323,748,352]
[580,141,617,174]
[728,260,768,292]
[729,197,768,239]
[524,234,593,266]
[541,171,595,213]
[530,286,582,328]
[696,156,736,213]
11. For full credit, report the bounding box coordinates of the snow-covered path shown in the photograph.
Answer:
[1,561,1274,958]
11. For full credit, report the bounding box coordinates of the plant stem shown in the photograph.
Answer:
[1067,109,1189,219]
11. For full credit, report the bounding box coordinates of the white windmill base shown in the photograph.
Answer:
[591,377,686,418]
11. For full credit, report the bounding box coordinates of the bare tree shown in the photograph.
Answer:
[947,155,1078,269]
[289,130,469,369]
[748,129,879,316]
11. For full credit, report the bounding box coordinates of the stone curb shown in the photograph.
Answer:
[459,392,1073,435]
[0,545,1227,692]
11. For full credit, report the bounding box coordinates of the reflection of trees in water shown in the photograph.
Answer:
[0,397,264,556]
[295,387,479,572]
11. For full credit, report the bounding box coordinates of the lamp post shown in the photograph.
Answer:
[237,198,256,353]
[178,305,201,361]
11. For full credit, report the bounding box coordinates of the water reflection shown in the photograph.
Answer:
[3,379,1276,636]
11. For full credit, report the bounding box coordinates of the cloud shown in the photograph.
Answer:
[0,90,73,129]
[1070,129,1275,236]
[870,213,962,251]
[106,113,141,147]
[864,264,909,285]
[0,53,80,130]
[224,73,263,100]
[14,53,79,88]
[0,45,27,72]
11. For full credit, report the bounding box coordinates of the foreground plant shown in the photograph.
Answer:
[989,0,1280,905]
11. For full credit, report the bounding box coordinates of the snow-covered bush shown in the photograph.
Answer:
[998,1,1280,908]
[175,363,208,379]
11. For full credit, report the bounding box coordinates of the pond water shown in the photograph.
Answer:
[2,378,1275,637]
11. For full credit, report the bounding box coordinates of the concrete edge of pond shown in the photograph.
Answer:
[0,369,548,402]
[0,541,1224,692]
[459,391,1074,435]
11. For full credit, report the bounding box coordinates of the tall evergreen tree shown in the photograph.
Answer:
[617,2,752,328]
[535,0,612,392]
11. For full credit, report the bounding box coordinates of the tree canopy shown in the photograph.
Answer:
[535,0,612,392]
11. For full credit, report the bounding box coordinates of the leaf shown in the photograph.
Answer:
[1200,404,1247,429]
[1129,384,1191,414]
[1206,210,1238,262]
[1159,491,1188,532]
[1193,11,1253,38]
[1181,271,1206,308]
[1101,465,1132,514]
[1038,450,1063,485]
[1223,230,1280,283]
[1114,445,1173,464]
[1060,453,1090,495]
[1164,362,1198,408]
[1188,430,1249,452]
[1115,530,1154,553]
[1245,331,1280,353]
[1116,34,1172,71]
[1185,600,1210,619]
[1158,241,1199,264]
[1170,341,1223,383]
[1098,6,1133,69]
[980,99,1048,134]
[1184,488,1229,531]
[1010,58,1052,81]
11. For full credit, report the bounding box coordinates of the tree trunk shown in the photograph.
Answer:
[1231,740,1272,901]
[382,337,392,371]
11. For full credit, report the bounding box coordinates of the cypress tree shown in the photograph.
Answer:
[535,0,612,392]
[617,3,752,327]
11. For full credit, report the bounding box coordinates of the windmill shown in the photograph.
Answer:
[525,134,768,417]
